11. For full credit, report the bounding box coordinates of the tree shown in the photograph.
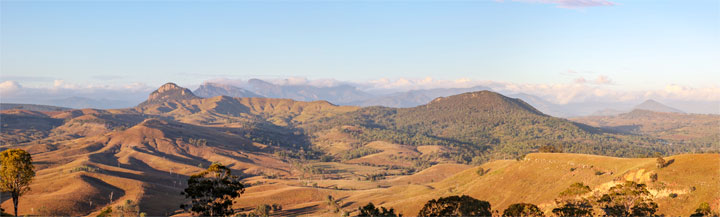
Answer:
[327,195,341,213]
[357,202,400,217]
[0,149,36,217]
[96,207,113,217]
[538,145,562,153]
[558,182,591,197]
[417,195,491,217]
[690,202,717,217]
[115,200,140,217]
[181,163,245,216]
[553,183,593,217]
[656,156,666,168]
[596,181,657,217]
[502,203,544,217]
[254,204,271,217]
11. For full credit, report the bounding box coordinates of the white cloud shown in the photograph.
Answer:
[1,80,153,105]
[364,77,486,91]
[594,75,613,85]
[2,78,718,111]
[355,77,719,105]
[574,77,587,84]
[0,80,22,93]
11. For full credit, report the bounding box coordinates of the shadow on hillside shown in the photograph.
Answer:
[665,159,675,167]
[278,204,319,216]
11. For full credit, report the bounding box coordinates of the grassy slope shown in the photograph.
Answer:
[231,153,718,216]
[364,153,719,216]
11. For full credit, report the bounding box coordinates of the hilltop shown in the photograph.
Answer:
[303,90,666,164]
[138,83,199,106]
[0,83,716,216]
[634,99,685,113]
[0,103,70,111]
[194,82,263,98]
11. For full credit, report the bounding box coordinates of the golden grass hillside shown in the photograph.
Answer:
[344,153,719,216]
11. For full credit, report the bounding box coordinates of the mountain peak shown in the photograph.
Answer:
[140,82,199,105]
[194,82,262,98]
[634,99,684,113]
[426,90,544,115]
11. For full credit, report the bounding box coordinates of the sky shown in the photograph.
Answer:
[1,0,719,107]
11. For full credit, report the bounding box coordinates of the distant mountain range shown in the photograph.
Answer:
[348,86,491,108]
[2,82,714,216]
[4,78,715,116]
[589,99,685,116]
[194,82,263,98]
[0,103,70,111]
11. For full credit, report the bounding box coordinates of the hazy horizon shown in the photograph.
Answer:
[1,0,719,113]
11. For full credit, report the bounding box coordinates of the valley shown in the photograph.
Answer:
[0,83,718,216]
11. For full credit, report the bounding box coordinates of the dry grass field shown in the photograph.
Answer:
[1,85,717,216]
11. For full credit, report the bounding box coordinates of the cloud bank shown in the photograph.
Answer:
[1,78,718,113]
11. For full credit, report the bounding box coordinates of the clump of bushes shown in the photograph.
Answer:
[69,165,102,173]
[476,167,489,176]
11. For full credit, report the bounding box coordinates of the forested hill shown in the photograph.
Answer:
[303,91,665,164]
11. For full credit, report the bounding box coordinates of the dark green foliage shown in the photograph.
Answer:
[552,199,593,217]
[0,148,36,217]
[274,146,327,161]
[342,146,382,160]
[69,165,102,173]
[271,204,282,212]
[357,202,400,217]
[187,138,208,146]
[181,163,245,216]
[596,181,658,217]
[302,91,666,165]
[690,202,717,217]
[538,145,563,153]
[502,203,544,217]
[417,195,491,217]
[559,182,591,197]
[96,207,112,217]
[553,183,594,217]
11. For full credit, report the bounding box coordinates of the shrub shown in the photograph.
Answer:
[357,202,399,217]
[596,181,658,216]
[96,207,112,217]
[539,145,563,153]
[503,203,544,217]
[650,173,658,182]
[418,195,491,217]
[476,167,489,176]
[656,156,666,168]
[690,202,712,217]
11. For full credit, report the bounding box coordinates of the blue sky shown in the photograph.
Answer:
[1,0,718,96]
